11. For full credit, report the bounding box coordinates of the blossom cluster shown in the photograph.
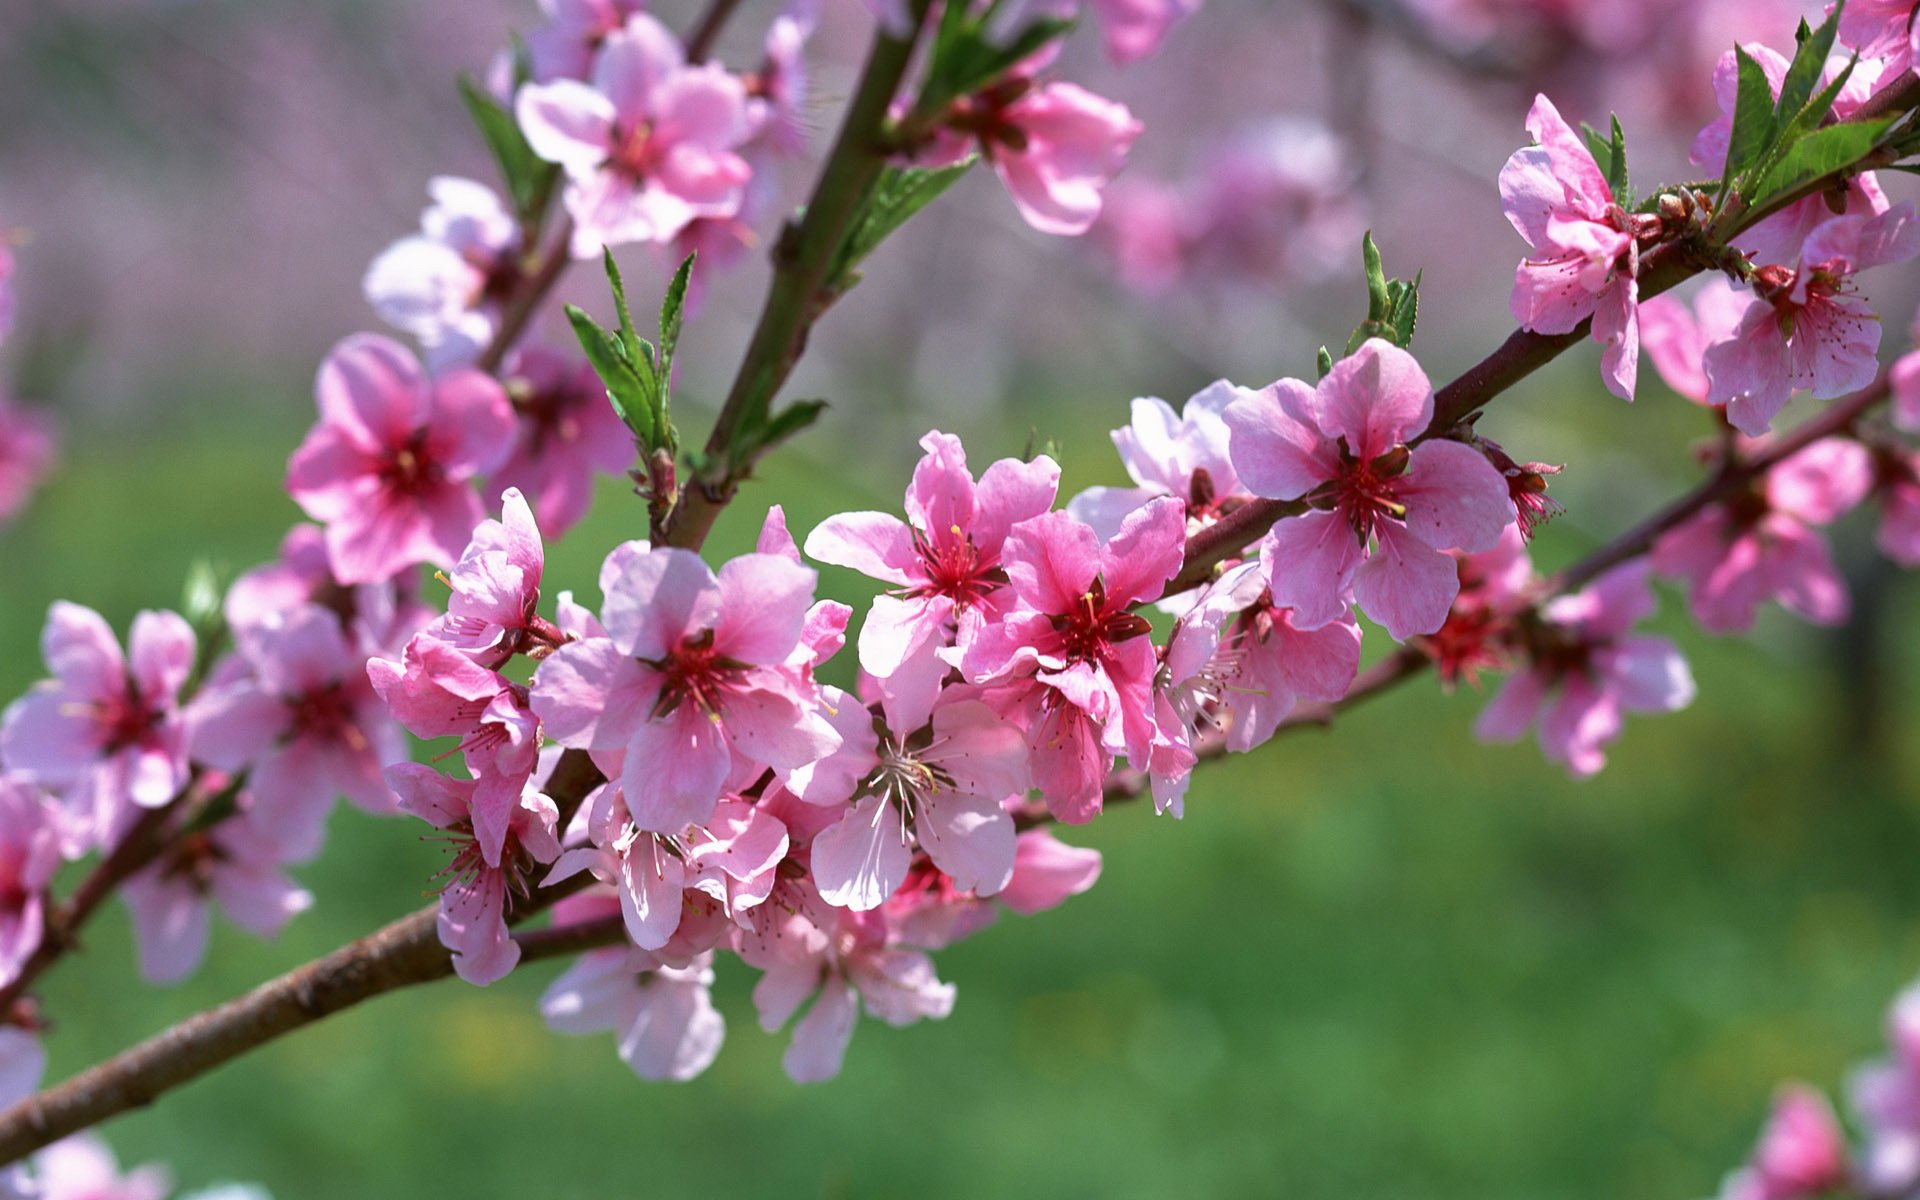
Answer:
[1499,12,1920,418]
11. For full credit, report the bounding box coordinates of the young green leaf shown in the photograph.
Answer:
[659,253,695,380]
[457,75,557,224]
[566,304,658,449]
[1750,116,1894,208]
[1776,9,1841,123]
[1605,114,1629,203]
[829,161,975,293]
[1390,271,1421,349]
[1722,47,1779,194]
[1361,231,1388,321]
[1316,346,1335,380]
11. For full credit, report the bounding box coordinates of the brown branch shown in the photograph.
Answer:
[684,0,743,64]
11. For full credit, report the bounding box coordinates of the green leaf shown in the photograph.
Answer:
[738,399,830,465]
[1316,346,1335,380]
[1722,47,1779,193]
[1751,116,1894,207]
[1605,114,1629,203]
[457,75,557,224]
[658,253,694,380]
[1390,271,1422,349]
[567,304,658,449]
[1777,9,1841,123]
[1361,231,1387,321]
[830,161,975,292]
[926,16,1075,109]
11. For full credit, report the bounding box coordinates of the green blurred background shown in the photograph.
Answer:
[7,364,1920,1199]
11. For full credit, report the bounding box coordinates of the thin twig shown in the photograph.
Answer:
[685,0,743,64]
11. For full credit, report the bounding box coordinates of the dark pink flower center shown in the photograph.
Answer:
[1050,578,1153,663]
[97,683,163,754]
[1320,443,1412,543]
[157,831,221,894]
[908,526,1006,611]
[289,685,367,752]
[612,123,659,178]
[380,438,445,498]
[649,629,746,719]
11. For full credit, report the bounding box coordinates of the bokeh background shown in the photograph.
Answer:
[5,0,1920,1196]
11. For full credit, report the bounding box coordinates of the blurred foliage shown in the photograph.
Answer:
[3,369,1920,1200]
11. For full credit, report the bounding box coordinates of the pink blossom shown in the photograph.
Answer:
[961,499,1187,823]
[524,0,650,83]
[804,431,1058,730]
[1854,979,1920,1195]
[1214,576,1363,753]
[738,899,954,1083]
[223,524,433,660]
[1870,440,1920,567]
[1500,94,1645,399]
[938,76,1141,236]
[368,637,539,867]
[0,603,196,841]
[1474,561,1695,778]
[540,940,726,1081]
[811,697,1027,909]
[1638,277,1747,405]
[1188,117,1364,286]
[188,603,403,859]
[284,334,516,585]
[25,1135,169,1200]
[743,6,817,158]
[998,829,1102,914]
[1066,380,1250,544]
[0,778,61,990]
[1705,206,1920,435]
[0,398,54,524]
[1423,524,1534,689]
[1718,1085,1850,1200]
[1653,437,1873,633]
[120,812,314,986]
[389,763,561,986]
[490,346,634,538]
[1087,0,1201,63]
[1895,343,1920,433]
[1224,339,1515,640]
[531,541,840,833]
[517,15,755,257]
[362,176,520,369]
[1100,178,1189,293]
[424,487,561,668]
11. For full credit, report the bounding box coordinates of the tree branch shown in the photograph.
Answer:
[662,1,932,552]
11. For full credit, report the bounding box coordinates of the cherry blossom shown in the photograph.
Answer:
[0,603,196,843]
[0,778,61,990]
[517,14,755,257]
[961,498,1186,822]
[531,540,840,833]
[188,603,403,859]
[1474,561,1695,778]
[1224,338,1515,640]
[284,334,516,585]
[1652,438,1873,633]
[1066,380,1250,543]
[363,177,521,369]
[1716,1086,1850,1200]
[389,764,561,986]
[804,431,1058,730]
[1500,93,1647,399]
[540,933,726,1082]
[119,812,313,986]
[0,398,54,525]
[1705,205,1920,435]
[490,346,634,538]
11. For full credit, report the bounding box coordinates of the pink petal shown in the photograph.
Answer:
[1397,440,1514,553]
[1258,510,1362,630]
[813,796,913,911]
[1313,339,1434,458]
[1353,522,1459,640]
